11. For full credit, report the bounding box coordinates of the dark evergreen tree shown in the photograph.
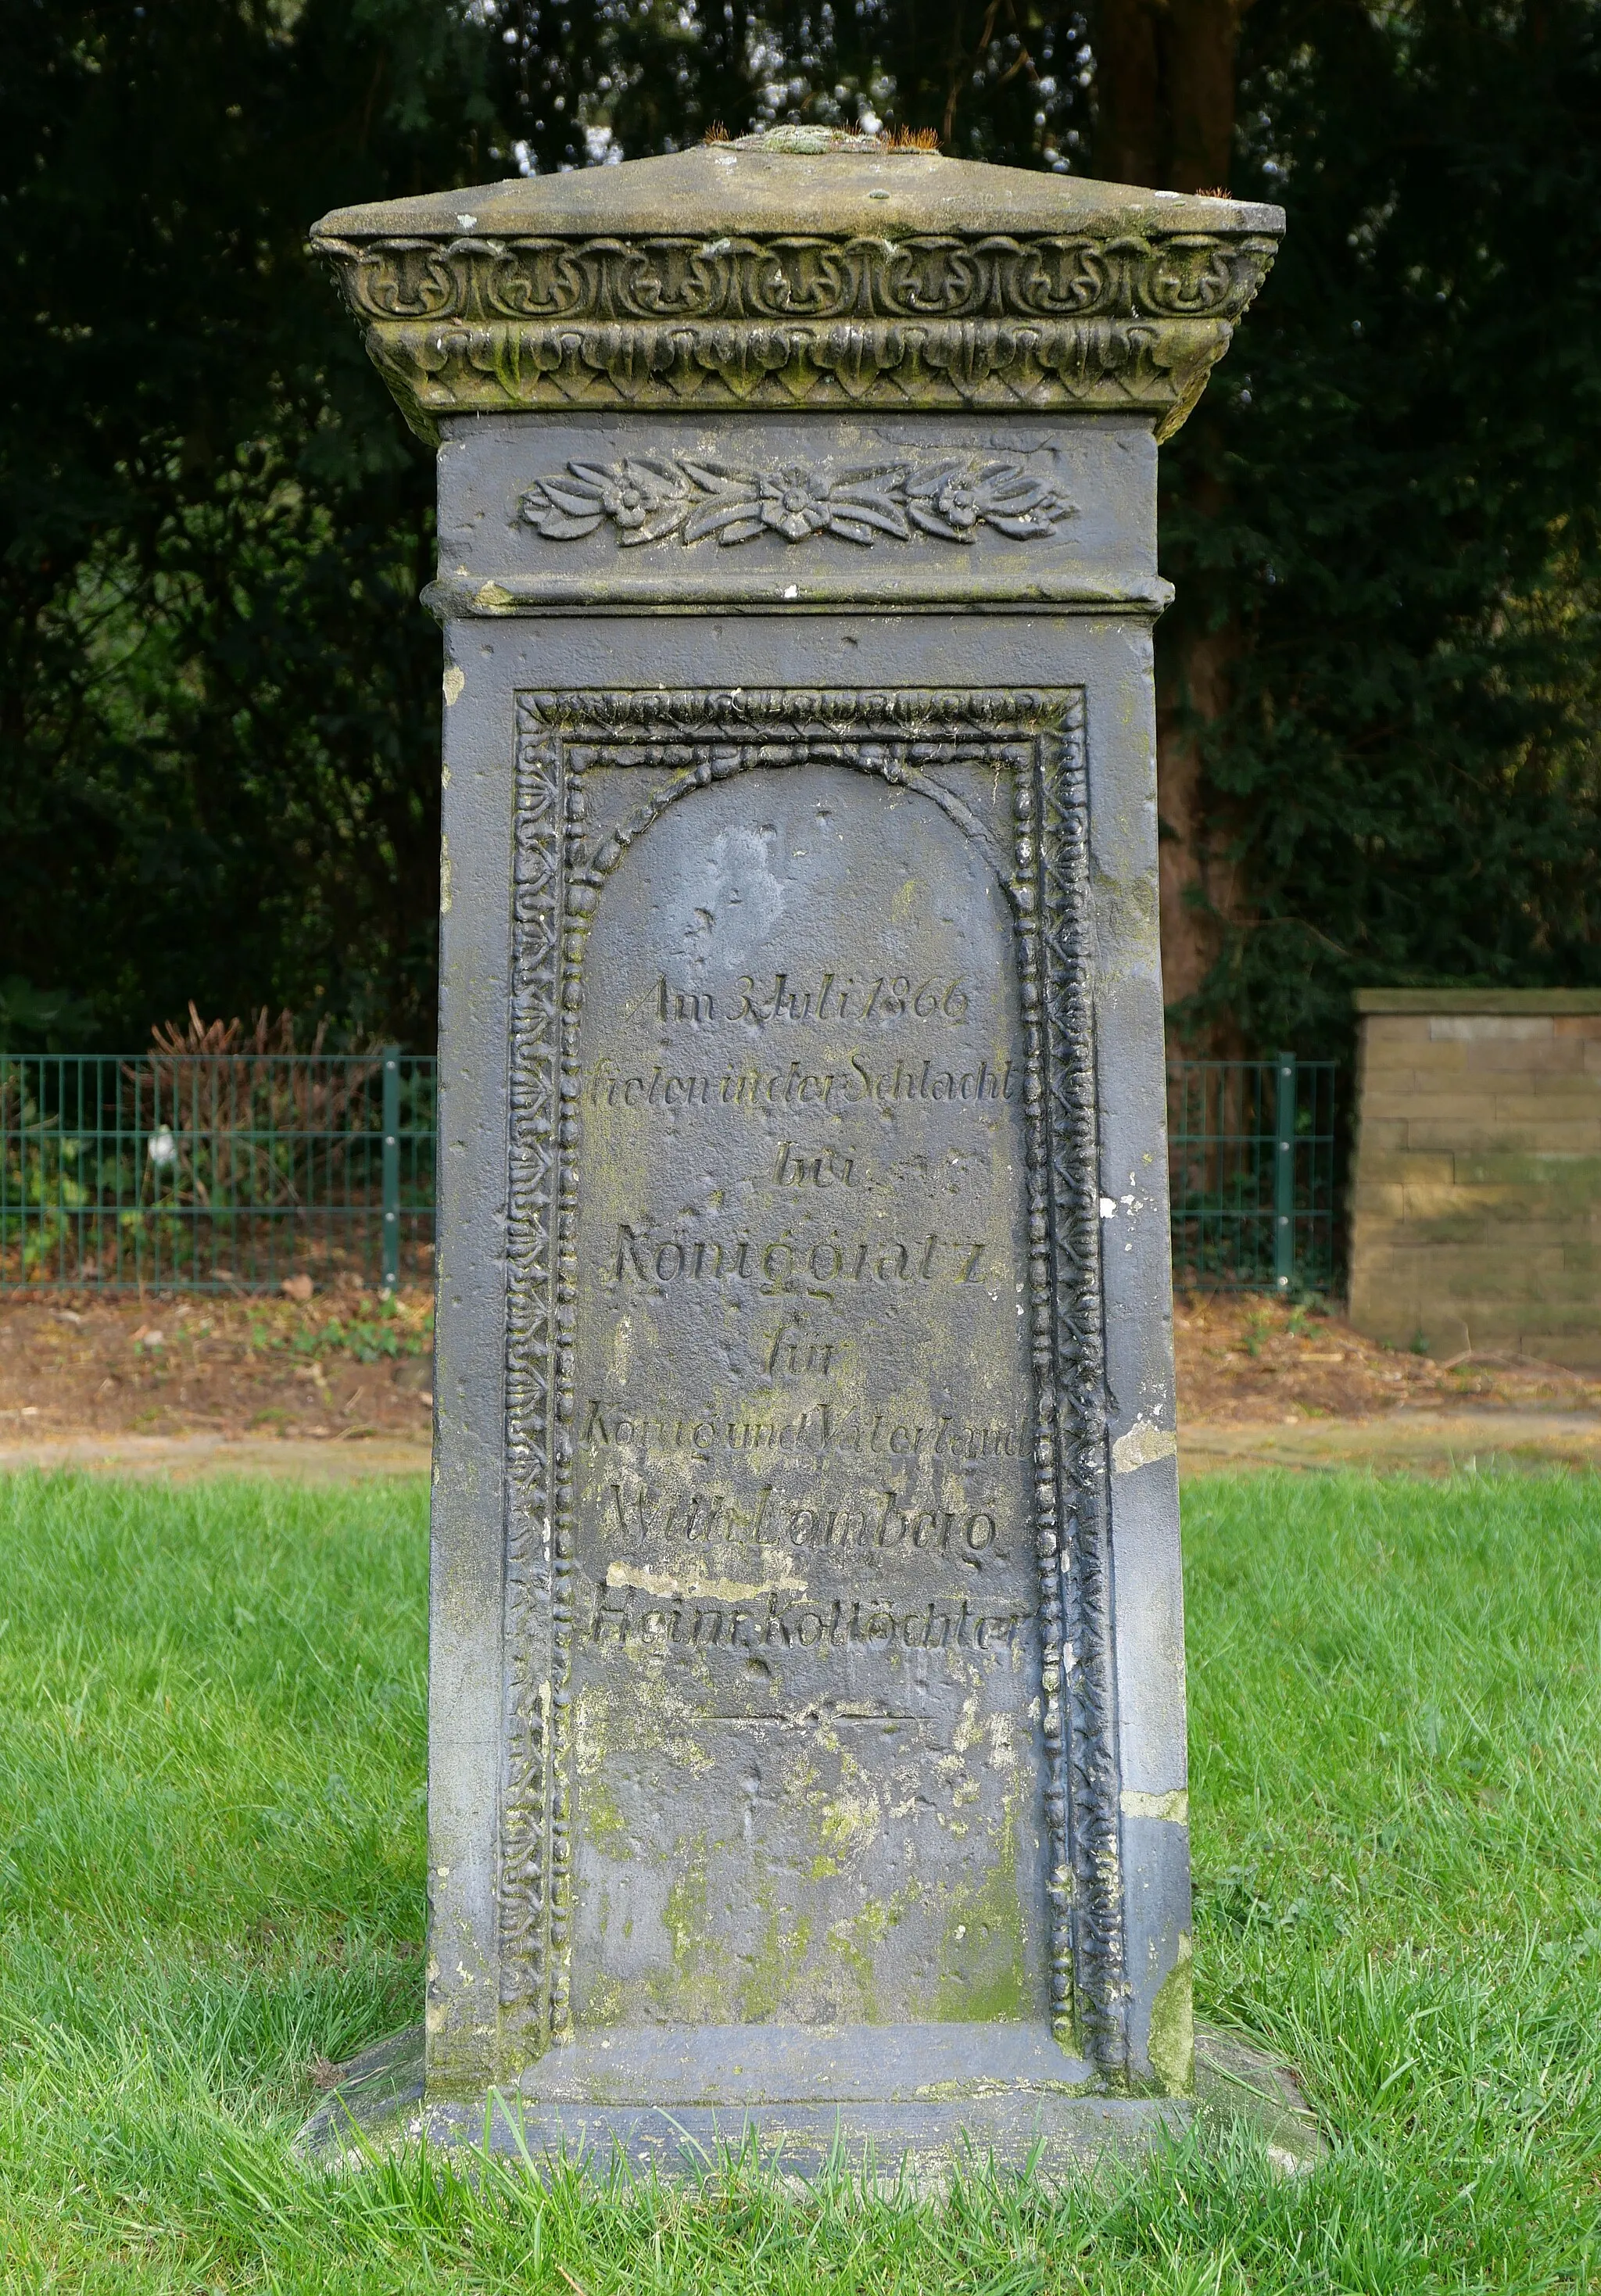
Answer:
[0,0,500,1045]
[1166,0,1601,1048]
[1,0,1596,1053]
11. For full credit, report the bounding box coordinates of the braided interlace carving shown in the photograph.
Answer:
[500,725,563,2050]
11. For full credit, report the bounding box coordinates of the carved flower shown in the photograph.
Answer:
[761,466,836,542]
[906,460,1074,543]
[679,460,911,546]
[520,457,690,546]
[593,471,658,531]
[926,473,983,532]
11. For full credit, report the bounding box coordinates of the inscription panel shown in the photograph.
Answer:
[572,761,1040,2028]
[503,691,1119,2072]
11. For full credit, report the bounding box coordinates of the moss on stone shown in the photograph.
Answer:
[740,1878,814,2022]
[582,1772,625,1845]
[657,1836,712,2011]
[935,1796,1026,2022]
[1145,1932,1194,2097]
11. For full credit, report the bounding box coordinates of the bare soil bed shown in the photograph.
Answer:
[2,1283,1597,1450]
[0,1280,434,1447]
[1173,1293,1601,1425]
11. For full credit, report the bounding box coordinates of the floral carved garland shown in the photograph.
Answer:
[520,455,1074,548]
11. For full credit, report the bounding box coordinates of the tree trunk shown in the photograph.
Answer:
[1155,621,1240,1010]
[1091,0,1248,1038]
[1165,0,1243,191]
[1094,1,1163,184]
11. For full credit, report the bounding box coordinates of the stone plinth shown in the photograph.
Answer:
[1350,990,1601,1368]
[311,134,1281,2176]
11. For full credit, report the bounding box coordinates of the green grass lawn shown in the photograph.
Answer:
[0,1469,1597,2292]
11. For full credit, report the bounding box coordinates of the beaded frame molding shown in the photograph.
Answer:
[496,686,1130,2078]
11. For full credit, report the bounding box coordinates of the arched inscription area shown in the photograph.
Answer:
[569,757,1044,2029]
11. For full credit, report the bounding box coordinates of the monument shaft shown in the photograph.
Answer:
[314,138,1280,2169]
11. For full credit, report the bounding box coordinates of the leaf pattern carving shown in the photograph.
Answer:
[519,456,1074,548]
[315,226,1280,435]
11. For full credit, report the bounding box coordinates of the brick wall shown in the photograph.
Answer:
[1348,991,1601,1367]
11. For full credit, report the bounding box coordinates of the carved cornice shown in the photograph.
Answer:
[312,227,1279,440]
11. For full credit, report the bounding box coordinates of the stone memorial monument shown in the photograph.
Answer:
[311,132,1281,2172]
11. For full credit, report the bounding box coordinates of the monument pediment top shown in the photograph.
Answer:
[312,142,1284,245]
[311,143,1282,438]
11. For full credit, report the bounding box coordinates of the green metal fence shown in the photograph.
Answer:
[2,1050,1334,1295]
[0,1053,435,1292]
[1167,1053,1339,1294]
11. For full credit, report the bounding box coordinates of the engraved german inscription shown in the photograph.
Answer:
[569,754,1044,2028]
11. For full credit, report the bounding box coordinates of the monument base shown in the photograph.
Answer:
[297,2022,1323,2180]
